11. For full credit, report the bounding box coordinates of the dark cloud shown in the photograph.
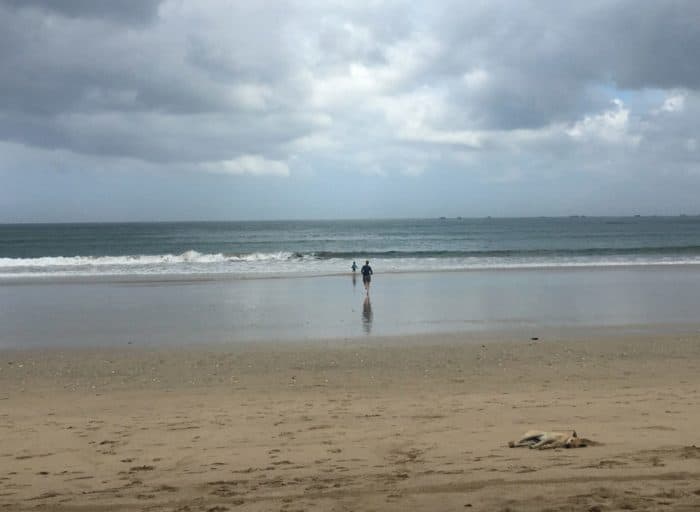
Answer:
[589,1,700,90]
[430,0,700,130]
[0,0,163,23]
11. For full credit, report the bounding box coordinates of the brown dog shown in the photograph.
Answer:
[508,430,595,449]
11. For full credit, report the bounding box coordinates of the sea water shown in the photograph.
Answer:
[2,217,700,280]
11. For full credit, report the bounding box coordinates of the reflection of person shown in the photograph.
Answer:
[351,261,357,273]
[360,260,373,294]
[351,272,357,289]
[362,295,373,334]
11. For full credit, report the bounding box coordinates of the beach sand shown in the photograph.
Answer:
[2,329,700,511]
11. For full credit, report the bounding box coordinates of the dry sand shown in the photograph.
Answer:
[2,329,700,511]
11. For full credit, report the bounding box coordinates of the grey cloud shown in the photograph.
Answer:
[576,1,700,90]
[0,1,321,167]
[428,0,700,130]
[0,0,699,186]
[0,109,318,165]
[0,0,163,23]
[0,10,224,117]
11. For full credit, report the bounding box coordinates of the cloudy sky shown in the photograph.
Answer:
[1,0,699,222]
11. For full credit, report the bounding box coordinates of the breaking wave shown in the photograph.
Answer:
[0,250,301,269]
[2,248,700,279]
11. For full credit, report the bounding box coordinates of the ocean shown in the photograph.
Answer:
[2,216,700,280]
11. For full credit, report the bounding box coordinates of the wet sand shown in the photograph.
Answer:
[2,329,700,511]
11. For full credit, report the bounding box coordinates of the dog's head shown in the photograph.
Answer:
[564,431,588,448]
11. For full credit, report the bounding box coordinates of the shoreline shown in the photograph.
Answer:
[2,329,700,510]
[4,261,700,285]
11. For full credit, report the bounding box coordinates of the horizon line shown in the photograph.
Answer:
[2,213,700,226]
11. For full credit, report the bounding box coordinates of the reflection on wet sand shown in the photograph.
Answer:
[362,295,373,334]
[352,272,357,289]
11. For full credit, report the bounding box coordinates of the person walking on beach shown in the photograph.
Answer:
[351,261,357,273]
[361,260,373,294]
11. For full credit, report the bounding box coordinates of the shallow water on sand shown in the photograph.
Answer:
[2,266,700,348]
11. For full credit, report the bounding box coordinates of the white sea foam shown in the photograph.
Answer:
[0,251,297,268]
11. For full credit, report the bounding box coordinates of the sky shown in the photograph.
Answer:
[1,0,700,222]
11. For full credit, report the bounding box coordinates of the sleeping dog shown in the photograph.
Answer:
[508,430,595,449]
